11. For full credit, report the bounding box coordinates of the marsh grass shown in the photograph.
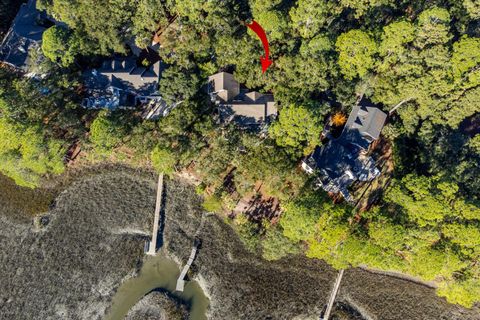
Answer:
[1,168,479,320]
[0,168,156,320]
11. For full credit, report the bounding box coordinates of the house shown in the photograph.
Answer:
[0,0,50,72]
[82,46,166,112]
[302,103,387,203]
[208,72,277,128]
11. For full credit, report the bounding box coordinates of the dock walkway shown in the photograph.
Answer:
[147,173,164,255]
[322,269,344,320]
[175,213,209,292]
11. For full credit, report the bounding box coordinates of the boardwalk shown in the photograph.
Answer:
[175,243,199,292]
[175,213,209,292]
[322,269,345,320]
[147,173,164,255]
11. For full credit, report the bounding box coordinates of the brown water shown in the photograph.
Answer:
[106,250,209,320]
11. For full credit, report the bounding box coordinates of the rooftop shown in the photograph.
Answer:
[84,54,160,93]
[0,0,49,70]
[344,103,388,146]
[82,46,161,109]
[208,72,277,127]
[302,103,387,202]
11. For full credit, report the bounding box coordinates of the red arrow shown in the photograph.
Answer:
[246,20,273,73]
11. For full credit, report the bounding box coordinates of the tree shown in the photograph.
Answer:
[368,220,407,252]
[89,111,125,152]
[0,118,65,187]
[132,0,171,48]
[451,36,480,82]
[150,146,176,175]
[252,10,288,41]
[468,135,480,154]
[378,21,415,57]
[42,26,78,67]
[289,0,338,39]
[463,0,480,19]
[339,0,395,18]
[406,248,466,281]
[443,87,480,128]
[385,175,458,227]
[442,223,480,255]
[415,7,452,48]
[280,192,324,242]
[269,104,324,156]
[306,223,349,268]
[261,226,300,261]
[234,136,305,198]
[159,66,201,105]
[39,0,136,54]
[438,278,480,308]
[234,213,262,253]
[335,30,377,79]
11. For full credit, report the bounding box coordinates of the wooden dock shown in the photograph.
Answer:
[175,243,199,292]
[147,173,164,255]
[175,213,209,292]
[322,269,344,320]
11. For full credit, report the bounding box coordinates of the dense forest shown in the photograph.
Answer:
[0,0,479,307]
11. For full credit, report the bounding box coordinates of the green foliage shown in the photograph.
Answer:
[289,0,338,39]
[8,0,480,308]
[438,278,480,308]
[89,111,125,153]
[468,135,480,154]
[416,7,452,48]
[159,66,201,105]
[150,146,176,175]
[132,0,171,48]
[234,136,305,199]
[452,36,480,81]
[442,223,480,255]
[202,194,223,213]
[463,0,480,18]
[0,70,84,187]
[368,220,407,252]
[234,213,261,253]
[261,226,300,261]
[378,21,415,57]
[339,0,395,17]
[306,223,350,268]
[269,104,323,156]
[39,0,136,54]
[407,248,467,281]
[0,118,65,187]
[336,30,377,79]
[42,26,78,67]
[281,192,348,243]
[385,175,462,227]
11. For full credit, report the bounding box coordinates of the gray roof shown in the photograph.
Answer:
[84,58,160,94]
[209,72,277,127]
[344,104,387,142]
[304,134,380,202]
[0,0,47,70]
[302,103,386,201]
[208,72,240,102]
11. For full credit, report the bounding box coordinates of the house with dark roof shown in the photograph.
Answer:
[301,103,387,203]
[0,0,50,72]
[208,72,277,128]
[82,46,168,113]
